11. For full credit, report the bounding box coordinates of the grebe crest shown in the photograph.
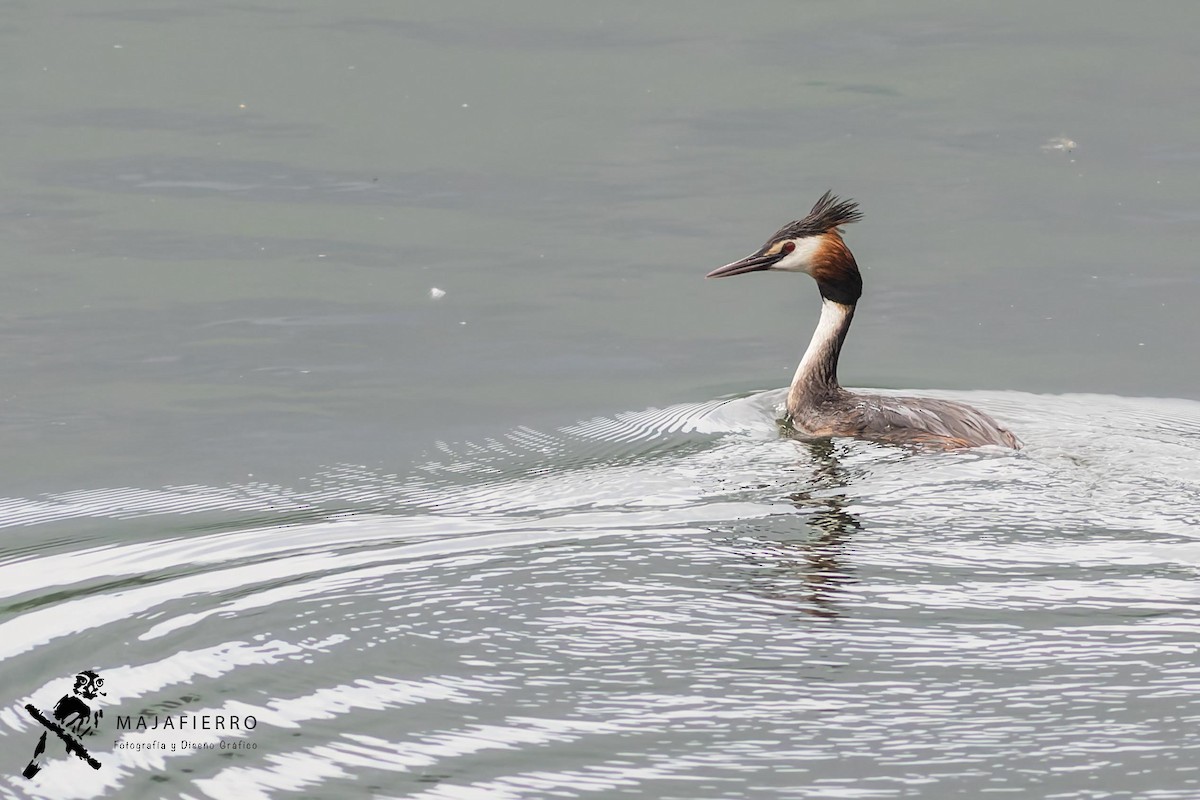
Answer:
[707,192,1020,450]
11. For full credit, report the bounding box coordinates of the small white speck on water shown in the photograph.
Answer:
[317,254,327,258]
[1138,342,1145,347]
[459,321,467,326]
[430,287,446,299]
[1041,136,1077,152]
[461,103,469,108]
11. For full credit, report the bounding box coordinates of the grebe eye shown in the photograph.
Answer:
[780,241,796,254]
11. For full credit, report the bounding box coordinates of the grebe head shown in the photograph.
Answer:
[706,191,864,305]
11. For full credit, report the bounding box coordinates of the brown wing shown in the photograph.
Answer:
[849,395,1021,449]
[789,394,1021,450]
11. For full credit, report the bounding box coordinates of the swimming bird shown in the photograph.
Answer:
[707,192,1020,450]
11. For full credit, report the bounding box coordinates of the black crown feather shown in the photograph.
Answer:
[771,191,862,241]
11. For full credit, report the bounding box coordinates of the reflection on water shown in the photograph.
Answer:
[784,439,863,617]
[2,390,1200,799]
[723,438,865,620]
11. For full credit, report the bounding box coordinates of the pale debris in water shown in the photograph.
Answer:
[1041,137,1077,152]
[430,287,446,299]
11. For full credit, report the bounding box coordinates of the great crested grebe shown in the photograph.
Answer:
[707,192,1020,450]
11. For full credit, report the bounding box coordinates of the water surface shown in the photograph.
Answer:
[2,1,1199,798]
[3,390,1200,798]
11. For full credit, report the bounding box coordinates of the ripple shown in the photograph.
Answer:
[2,390,1200,799]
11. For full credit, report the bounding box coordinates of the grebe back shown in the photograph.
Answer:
[706,192,1020,450]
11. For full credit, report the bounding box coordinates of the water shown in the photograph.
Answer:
[3,1,1200,798]
[3,390,1200,798]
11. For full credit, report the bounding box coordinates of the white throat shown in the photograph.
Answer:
[791,299,854,392]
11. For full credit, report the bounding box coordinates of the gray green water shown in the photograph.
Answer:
[2,2,1199,799]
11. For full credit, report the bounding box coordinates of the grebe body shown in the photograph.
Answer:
[707,192,1020,450]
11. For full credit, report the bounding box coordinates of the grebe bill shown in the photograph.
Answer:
[707,192,1020,450]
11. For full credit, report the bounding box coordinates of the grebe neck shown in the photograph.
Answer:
[789,298,855,407]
